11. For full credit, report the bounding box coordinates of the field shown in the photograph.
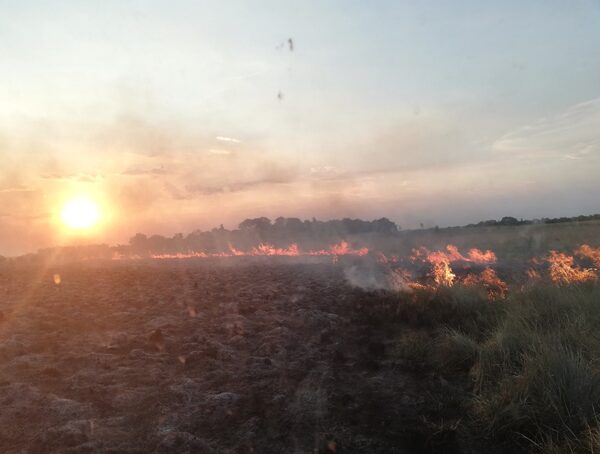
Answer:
[0,260,457,453]
[1,221,600,453]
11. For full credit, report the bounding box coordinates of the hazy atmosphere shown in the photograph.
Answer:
[1,0,599,255]
[3,4,600,453]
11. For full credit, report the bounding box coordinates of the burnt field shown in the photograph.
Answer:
[0,260,460,453]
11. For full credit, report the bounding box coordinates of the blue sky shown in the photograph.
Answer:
[0,1,599,254]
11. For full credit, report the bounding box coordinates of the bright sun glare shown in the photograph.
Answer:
[60,197,101,230]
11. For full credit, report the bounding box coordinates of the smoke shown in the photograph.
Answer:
[342,256,412,292]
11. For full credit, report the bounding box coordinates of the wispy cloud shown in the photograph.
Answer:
[493,97,600,160]
[121,166,169,176]
[208,149,232,156]
[215,136,242,144]
[309,166,347,180]
[40,172,100,182]
[6,212,51,220]
[0,184,35,193]
[184,175,293,197]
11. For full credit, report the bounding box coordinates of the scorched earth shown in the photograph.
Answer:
[0,260,454,453]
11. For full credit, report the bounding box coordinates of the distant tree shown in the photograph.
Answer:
[239,217,271,231]
[273,217,286,229]
[499,216,519,226]
[286,218,305,234]
[478,219,498,227]
[371,217,399,233]
[148,235,169,253]
[129,233,148,253]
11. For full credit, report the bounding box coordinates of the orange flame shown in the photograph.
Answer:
[146,241,369,260]
[412,244,496,265]
[427,254,456,287]
[526,268,542,281]
[418,245,495,288]
[310,241,369,257]
[575,244,600,267]
[546,251,597,285]
[249,243,300,256]
[462,267,508,299]
[466,248,497,264]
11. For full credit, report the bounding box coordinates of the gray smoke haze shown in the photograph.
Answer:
[343,257,412,292]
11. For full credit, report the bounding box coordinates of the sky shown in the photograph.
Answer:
[1,0,599,255]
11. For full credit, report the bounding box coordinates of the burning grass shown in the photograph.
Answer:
[140,240,369,260]
[106,241,600,302]
[546,251,597,286]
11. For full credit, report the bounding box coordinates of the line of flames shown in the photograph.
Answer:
[111,241,600,299]
[390,244,600,299]
[113,240,369,260]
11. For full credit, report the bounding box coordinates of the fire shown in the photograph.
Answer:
[249,243,300,256]
[462,268,508,299]
[575,244,600,267]
[466,248,497,263]
[407,245,505,295]
[411,244,496,265]
[109,241,600,295]
[310,241,369,257]
[526,268,542,281]
[428,254,456,287]
[147,241,369,260]
[228,245,246,256]
[408,245,497,288]
[546,251,597,285]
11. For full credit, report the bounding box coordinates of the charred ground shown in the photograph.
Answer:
[0,260,462,453]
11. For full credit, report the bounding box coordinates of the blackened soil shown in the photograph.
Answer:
[0,261,463,453]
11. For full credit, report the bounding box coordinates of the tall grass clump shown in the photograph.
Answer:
[463,282,600,452]
[413,284,503,336]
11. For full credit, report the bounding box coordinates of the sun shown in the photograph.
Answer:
[60,197,102,230]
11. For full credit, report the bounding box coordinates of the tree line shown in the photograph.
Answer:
[126,217,399,255]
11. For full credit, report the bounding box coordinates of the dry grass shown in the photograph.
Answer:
[404,282,600,452]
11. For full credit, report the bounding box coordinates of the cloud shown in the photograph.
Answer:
[208,149,232,156]
[40,172,100,182]
[0,184,35,193]
[493,97,600,160]
[309,165,347,180]
[184,175,292,196]
[6,212,51,220]
[121,166,169,176]
[215,136,241,144]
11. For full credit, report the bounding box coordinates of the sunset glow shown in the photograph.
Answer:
[1,3,599,452]
[0,2,598,258]
[60,197,101,231]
